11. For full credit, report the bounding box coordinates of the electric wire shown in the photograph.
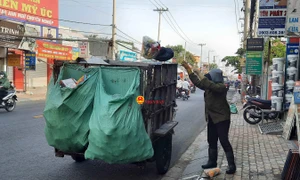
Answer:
[116,34,141,45]
[0,7,111,26]
[0,32,110,42]
[58,27,112,36]
[115,28,142,45]
[233,0,240,34]
[67,0,111,16]
[154,0,198,45]
[149,0,198,46]
[116,42,142,54]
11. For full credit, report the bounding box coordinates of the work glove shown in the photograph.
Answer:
[192,67,205,80]
[181,61,192,73]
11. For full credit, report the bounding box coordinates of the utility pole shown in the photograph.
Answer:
[208,50,214,70]
[198,43,206,71]
[253,0,259,38]
[183,42,187,61]
[154,8,168,41]
[112,0,116,60]
[213,55,219,63]
[243,0,251,49]
[241,0,251,102]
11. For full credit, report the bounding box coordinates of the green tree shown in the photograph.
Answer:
[166,45,197,66]
[221,48,245,73]
[209,63,218,70]
[263,38,286,63]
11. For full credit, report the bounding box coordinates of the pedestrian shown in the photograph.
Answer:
[181,61,236,174]
[234,80,240,92]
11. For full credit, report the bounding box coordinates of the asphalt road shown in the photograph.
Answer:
[0,89,206,180]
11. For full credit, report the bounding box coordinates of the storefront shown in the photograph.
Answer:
[0,0,59,91]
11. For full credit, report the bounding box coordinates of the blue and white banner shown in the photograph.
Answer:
[258,0,287,37]
[286,0,300,36]
[119,50,137,61]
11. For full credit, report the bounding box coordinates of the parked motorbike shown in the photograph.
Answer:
[246,84,261,96]
[0,82,17,112]
[242,96,279,125]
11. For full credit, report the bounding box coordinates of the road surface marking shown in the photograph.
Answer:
[34,115,43,119]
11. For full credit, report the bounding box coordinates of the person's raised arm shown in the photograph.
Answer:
[181,61,227,93]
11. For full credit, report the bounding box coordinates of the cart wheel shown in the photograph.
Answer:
[71,155,86,162]
[155,133,172,175]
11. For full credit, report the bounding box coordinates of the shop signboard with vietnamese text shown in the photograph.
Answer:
[72,47,79,60]
[286,0,300,36]
[119,50,137,61]
[36,40,73,60]
[0,20,25,48]
[25,51,36,70]
[247,38,264,51]
[7,54,21,67]
[79,42,88,58]
[258,0,287,37]
[0,0,59,28]
[246,51,263,75]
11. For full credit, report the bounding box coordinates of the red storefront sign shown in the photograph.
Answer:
[36,40,73,60]
[0,0,59,27]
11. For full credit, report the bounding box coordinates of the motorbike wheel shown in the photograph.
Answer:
[243,106,262,125]
[5,99,16,112]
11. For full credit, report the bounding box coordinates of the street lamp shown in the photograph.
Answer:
[198,43,206,71]
[213,55,219,63]
[208,50,214,70]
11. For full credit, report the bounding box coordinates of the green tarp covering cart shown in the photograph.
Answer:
[43,60,178,174]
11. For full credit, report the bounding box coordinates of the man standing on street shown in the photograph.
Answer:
[181,61,236,174]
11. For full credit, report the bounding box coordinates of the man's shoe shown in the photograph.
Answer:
[202,149,218,169]
[225,151,236,174]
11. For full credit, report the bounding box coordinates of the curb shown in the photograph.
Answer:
[162,128,208,180]
[18,97,46,102]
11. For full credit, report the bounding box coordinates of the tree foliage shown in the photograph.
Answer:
[221,48,245,73]
[166,45,197,66]
[263,38,286,63]
[209,63,218,70]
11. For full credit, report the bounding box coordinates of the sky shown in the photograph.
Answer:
[59,0,243,65]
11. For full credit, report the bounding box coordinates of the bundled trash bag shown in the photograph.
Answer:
[44,64,99,153]
[84,66,154,164]
[154,47,174,61]
[230,103,238,114]
[141,36,174,61]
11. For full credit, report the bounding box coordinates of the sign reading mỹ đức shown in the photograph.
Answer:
[0,0,59,27]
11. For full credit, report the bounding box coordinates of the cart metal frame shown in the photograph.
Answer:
[50,60,178,175]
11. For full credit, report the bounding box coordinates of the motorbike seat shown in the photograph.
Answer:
[251,98,271,105]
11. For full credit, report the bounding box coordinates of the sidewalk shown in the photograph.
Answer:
[17,86,47,102]
[163,104,298,180]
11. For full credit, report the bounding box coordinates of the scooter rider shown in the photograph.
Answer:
[182,78,190,97]
[0,71,11,105]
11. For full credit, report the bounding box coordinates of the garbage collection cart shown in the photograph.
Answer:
[47,59,178,175]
